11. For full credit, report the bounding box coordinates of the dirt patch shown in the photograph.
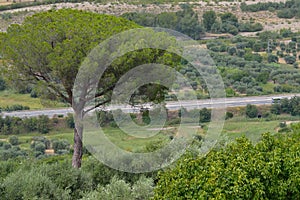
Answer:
[147,127,174,131]
[285,120,300,125]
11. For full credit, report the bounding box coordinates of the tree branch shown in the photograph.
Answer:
[83,98,111,115]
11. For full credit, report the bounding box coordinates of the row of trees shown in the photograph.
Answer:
[0,104,29,112]
[241,0,300,19]
[203,10,263,35]
[271,97,300,116]
[0,135,71,161]
[204,32,300,95]
[122,5,204,39]
[0,115,74,135]
[122,7,263,40]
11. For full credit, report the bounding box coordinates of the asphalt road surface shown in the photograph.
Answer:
[1,93,299,118]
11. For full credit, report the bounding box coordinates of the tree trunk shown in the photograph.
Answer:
[72,126,83,168]
[72,109,84,168]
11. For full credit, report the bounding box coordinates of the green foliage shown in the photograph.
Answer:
[81,176,154,200]
[8,136,18,146]
[2,9,140,106]
[241,0,300,20]
[225,111,234,120]
[122,5,204,39]
[202,10,217,32]
[154,131,300,199]
[199,107,211,123]
[65,113,75,128]
[0,142,27,161]
[238,22,263,32]
[36,115,50,134]
[52,139,70,154]
[268,54,279,63]
[284,55,296,64]
[1,161,93,199]
[0,77,6,91]
[245,104,258,118]
[271,103,281,115]
[2,168,69,200]
[220,12,238,25]
[0,104,30,112]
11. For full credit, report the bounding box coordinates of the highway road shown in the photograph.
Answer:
[1,93,299,118]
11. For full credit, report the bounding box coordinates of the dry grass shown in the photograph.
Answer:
[0,90,67,109]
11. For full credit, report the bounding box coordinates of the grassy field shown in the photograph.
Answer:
[0,90,67,110]
[221,119,280,142]
[1,117,299,154]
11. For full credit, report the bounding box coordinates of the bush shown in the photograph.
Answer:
[2,167,70,200]
[0,77,6,91]
[268,54,279,63]
[154,132,300,199]
[199,108,211,123]
[81,176,154,200]
[284,55,296,64]
[225,112,234,120]
[3,143,11,150]
[1,104,30,112]
[33,142,46,155]
[245,104,258,118]
[52,139,70,153]
[8,136,18,146]
[65,113,75,128]
[36,115,50,134]
[270,103,281,115]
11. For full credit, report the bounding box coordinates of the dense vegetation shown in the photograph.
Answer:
[0,121,300,199]
[241,0,300,19]
[122,5,205,39]
[0,3,300,199]
[271,96,300,116]
[122,7,263,39]
[200,31,300,96]
[154,128,300,199]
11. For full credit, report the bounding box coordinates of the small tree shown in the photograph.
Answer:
[8,136,18,146]
[271,103,281,115]
[268,54,279,63]
[202,10,217,32]
[199,108,211,123]
[245,104,258,118]
[284,55,296,64]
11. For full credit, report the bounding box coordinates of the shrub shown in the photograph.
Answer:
[8,136,18,146]
[154,132,300,199]
[2,167,70,200]
[225,112,234,120]
[65,113,75,128]
[0,77,6,91]
[52,139,70,153]
[245,104,258,118]
[199,108,211,123]
[33,142,46,154]
[3,143,11,150]
[81,176,154,200]
[36,115,50,134]
[284,55,296,64]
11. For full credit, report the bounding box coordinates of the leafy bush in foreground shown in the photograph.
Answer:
[154,129,300,199]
